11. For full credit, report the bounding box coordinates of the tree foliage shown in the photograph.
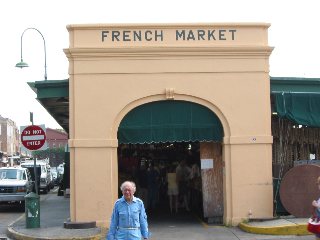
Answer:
[32,147,65,166]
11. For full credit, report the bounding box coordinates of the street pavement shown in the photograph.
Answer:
[0,204,24,239]
[148,210,314,240]
[3,189,316,240]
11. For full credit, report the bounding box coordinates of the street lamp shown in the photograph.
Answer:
[15,27,48,80]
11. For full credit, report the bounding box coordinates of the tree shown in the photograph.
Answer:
[32,147,65,167]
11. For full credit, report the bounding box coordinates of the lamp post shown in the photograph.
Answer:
[15,27,48,80]
[15,28,47,194]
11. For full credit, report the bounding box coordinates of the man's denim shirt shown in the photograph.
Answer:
[107,196,149,240]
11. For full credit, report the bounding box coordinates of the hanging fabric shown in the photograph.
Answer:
[273,92,320,127]
[118,100,223,144]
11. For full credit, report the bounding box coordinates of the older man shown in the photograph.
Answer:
[107,181,149,240]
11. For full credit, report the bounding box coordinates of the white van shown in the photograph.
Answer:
[21,159,51,194]
[0,166,34,207]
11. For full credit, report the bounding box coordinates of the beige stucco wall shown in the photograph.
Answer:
[64,23,273,226]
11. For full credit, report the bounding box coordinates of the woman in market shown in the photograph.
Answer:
[167,165,179,213]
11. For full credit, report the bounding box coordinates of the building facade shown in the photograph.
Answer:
[45,128,68,149]
[63,23,274,226]
[0,115,20,165]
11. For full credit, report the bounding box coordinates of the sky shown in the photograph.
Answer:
[1,0,320,130]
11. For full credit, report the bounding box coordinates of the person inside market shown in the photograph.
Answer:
[136,161,148,207]
[189,161,202,213]
[176,159,191,212]
[166,164,179,213]
[147,163,160,211]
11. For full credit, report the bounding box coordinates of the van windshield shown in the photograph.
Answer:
[0,169,22,180]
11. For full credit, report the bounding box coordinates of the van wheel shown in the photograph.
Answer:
[43,188,48,194]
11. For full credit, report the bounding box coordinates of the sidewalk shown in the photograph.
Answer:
[7,189,103,240]
[6,190,313,240]
[239,217,311,236]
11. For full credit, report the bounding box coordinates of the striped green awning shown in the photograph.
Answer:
[118,101,223,144]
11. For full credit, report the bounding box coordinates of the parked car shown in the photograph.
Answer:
[0,167,34,207]
[21,159,51,194]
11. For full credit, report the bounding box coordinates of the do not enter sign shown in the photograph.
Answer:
[21,125,46,150]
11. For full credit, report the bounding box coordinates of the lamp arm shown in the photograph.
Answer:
[20,28,48,80]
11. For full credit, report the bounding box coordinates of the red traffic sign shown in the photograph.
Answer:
[21,125,46,150]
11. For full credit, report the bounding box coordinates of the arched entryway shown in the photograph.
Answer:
[117,100,224,223]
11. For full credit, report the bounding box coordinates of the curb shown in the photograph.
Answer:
[238,222,311,236]
[6,226,103,240]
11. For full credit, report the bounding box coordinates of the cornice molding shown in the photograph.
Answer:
[64,46,273,59]
[67,22,271,31]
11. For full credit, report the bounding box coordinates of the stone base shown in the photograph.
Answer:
[64,221,96,229]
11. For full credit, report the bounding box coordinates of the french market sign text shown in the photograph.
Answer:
[101,29,237,42]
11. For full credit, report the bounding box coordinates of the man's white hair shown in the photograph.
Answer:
[120,181,136,192]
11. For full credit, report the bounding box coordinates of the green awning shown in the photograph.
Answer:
[28,80,69,133]
[273,92,320,127]
[118,101,223,144]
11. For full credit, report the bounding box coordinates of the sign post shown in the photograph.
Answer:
[21,125,47,195]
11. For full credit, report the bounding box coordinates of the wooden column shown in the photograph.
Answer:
[200,142,223,222]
